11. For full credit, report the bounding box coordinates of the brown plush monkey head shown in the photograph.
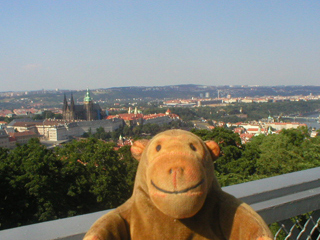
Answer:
[131,129,220,219]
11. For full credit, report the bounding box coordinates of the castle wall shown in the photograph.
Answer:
[76,118,124,134]
[38,118,124,141]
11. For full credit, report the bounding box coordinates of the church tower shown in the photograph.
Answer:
[83,89,94,121]
[62,93,77,121]
[63,94,69,112]
[62,89,104,121]
[69,93,76,120]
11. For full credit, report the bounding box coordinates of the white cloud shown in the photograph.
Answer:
[22,64,42,71]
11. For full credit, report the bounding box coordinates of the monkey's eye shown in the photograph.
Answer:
[190,143,197,151]
[156,145,161,152]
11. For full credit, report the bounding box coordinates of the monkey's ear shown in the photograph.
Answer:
[131,139,149,161]
[205,140,220,161]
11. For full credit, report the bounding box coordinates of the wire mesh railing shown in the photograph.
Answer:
[272,210,320,240]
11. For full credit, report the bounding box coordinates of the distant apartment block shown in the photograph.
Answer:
[0,121,7,128]
[0,129,10,148]
[163,99,197,107]
[6,119,40,133]
[0,128,38,149]
[8,131,38,145]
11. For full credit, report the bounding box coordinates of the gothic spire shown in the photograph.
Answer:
[71,93,75,110]
[63,94,69,111]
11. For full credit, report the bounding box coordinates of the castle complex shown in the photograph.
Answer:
[62,89,104,121]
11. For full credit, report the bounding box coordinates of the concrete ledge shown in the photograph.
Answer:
[252,187,320,224]
[223,167,320,204]
[223,167,320,224]
[0,210,111,240]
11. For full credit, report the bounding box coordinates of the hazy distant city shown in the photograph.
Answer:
[2,84,320,109]
[1,84,320,150]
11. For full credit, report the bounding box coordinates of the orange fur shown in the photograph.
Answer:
[84,130,273,240]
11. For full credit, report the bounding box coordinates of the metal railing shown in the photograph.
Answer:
[224,167,320,239]
[1,167,320,240]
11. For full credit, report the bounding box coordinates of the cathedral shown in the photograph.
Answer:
[62,89,104,121]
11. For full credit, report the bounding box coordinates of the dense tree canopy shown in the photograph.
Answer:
[0,138,136,230]
[0,139,64,229]
[193,127,320,186]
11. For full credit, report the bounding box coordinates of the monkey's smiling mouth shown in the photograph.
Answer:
[151,179,204,194]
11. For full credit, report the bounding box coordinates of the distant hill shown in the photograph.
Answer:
[2,85,320,109]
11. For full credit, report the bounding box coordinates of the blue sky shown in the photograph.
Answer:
[1,1,320,92]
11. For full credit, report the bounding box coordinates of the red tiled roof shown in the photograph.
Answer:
[42,120,66,126]
[8,131,37,137]
[12,122,37,127]
[247,128,259,131]
[233,128,244,134]
[107,114,143,121]
[0,110,13,117]
[240,133,255,138]
[107,113,180,121]
[143,113,166,119]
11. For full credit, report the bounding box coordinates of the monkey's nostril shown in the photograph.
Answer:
[190,143,197,151]
[156,145,161,152]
